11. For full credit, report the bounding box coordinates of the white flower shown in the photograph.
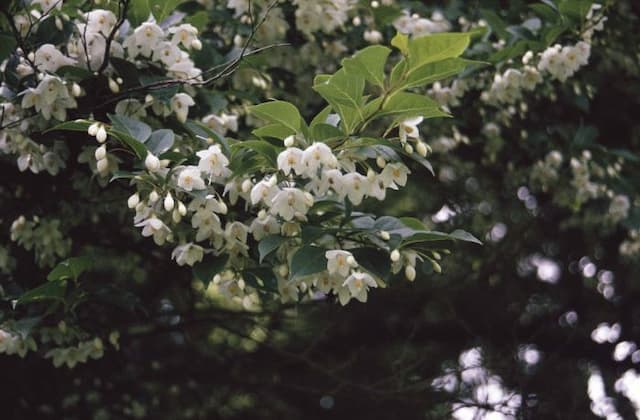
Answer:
[135,217,171,245]
[123,22,164,57]
[171,93,195,123]
[270,187,313,221]
[380,163,410,188]
[177,166,206,191]
[343,271,378,303]
[145,152,161,172]
[399,116,423,143]
[302,142,338,174]
[340,172,369,205]
[277,147,305,176]
[34,44,75,73]
[152,41,182,66]
[196,145,229,177]
[169,24,199,49]
[191,208,223,242]
[250,178,278,205]
[84,9,117,35]
[171,243,204,266]
[326,250,357,277]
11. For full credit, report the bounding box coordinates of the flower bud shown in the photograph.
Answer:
[241,179,253,193]
[108,77,119,93]
[149,190,159,203]
[284,135,295,147]
[379,230,390,241]
[94,145,107,161]
[164,193,175,212]
[376,156,386,168]
[277,264,289,277]
[416,141,428,157]
[404,144,414,154]
[96,125,107,143]
[88,122,100,136]
[145,153,160,172]
[172,208,181,223]
[405,265,416,281]
[367,168,376,181]
[71,83,82,97]
[96,157,109,173]
[177,201,187,216]
[390,249,400,262]
[191,39,202,50]
[127,193,140,209]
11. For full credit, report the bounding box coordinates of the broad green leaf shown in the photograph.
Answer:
[130,0,187,25]
[55,66,93,82]
[404,58,482,89]
[193,254,229,288]
[558,0,593,21]
[109,130,148,159]
[44,119,93,133]
[0,33,16,63]
[391,32,409,55]
[146,129,175,155]
[350,248,391,281]
[313,69,365,109]
[249,100,302,134]
[311,123,344,141]
[230,140,280,167]
[479,9,510,39]
[47,257,93,282]
[253,123,295,140]
[258,235,287,263]
[108,114,152,143]
[342,45,391,87]
[380,92,448,119]
[310,105,333,127]
[408,32,470,70]
[290,246,327,281]
[449,229,483,245]
[17,280,66,305]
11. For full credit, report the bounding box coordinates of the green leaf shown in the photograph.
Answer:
[380,92,448,119]
[342,45,391,88]
[130,0,187,25]
[243,267,278,293]
[404,58,482,89]
[55,65,93,82]
[0,33,16,63]
[47,257,93,282]
[109,130,148,159]
[44,119,93,133]
[479,9,510,39]
[351,248,391,280]
[17,280,67,306]
[184,121,231,155]
[314,69,365,109]
[231,140,280,167]
[290,246,327,281]
[408,32,470,69]
[311,123,344,141]
[449,229,483,245]
[258,235,287,263]
[253,123,295,140]
[193,254,229,288]
[146,129,175,155]
[391,32,409,55]
[558,0,593,21]
[108,114,152,143]
[249,100,302,134]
